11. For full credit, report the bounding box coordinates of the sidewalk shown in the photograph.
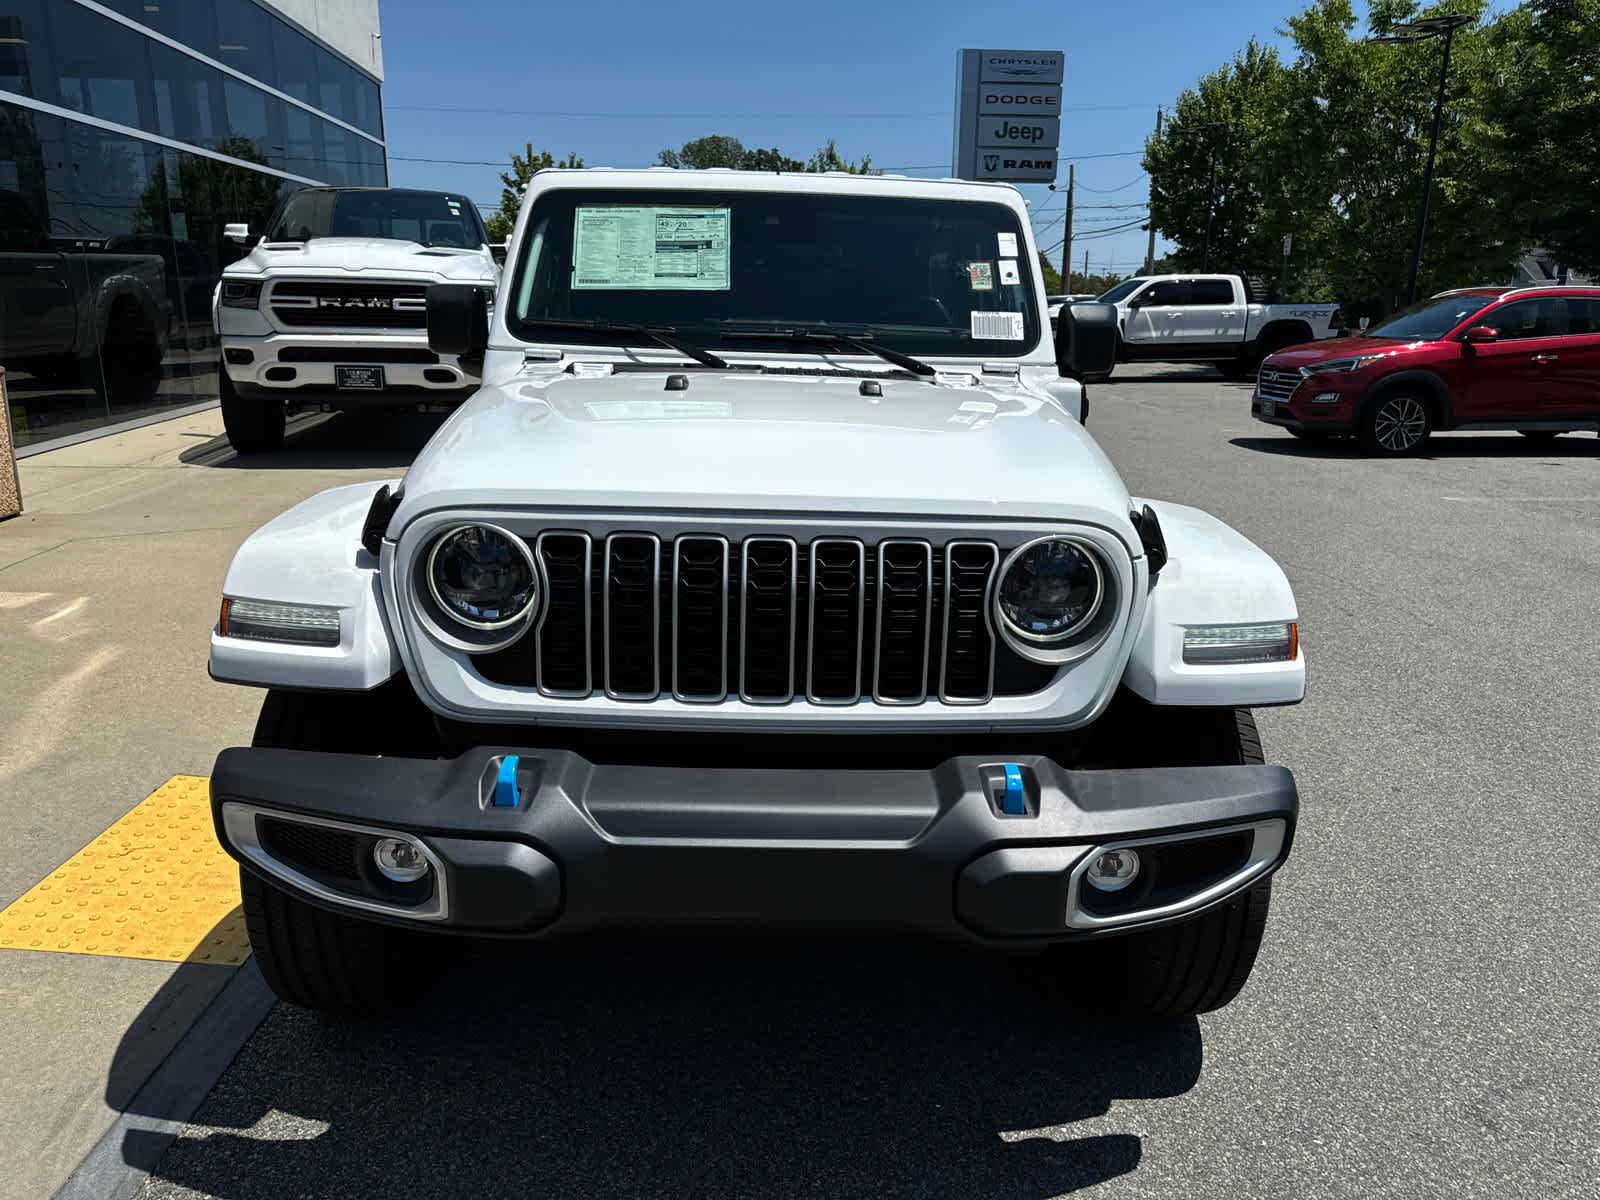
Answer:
[0,410,418,1199]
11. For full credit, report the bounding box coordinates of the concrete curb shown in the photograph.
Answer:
[53,961,274,1200]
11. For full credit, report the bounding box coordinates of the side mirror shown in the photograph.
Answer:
[489,242,507,267]
[1055,301,1118,381]
[427,283,489,360]
[224,222,251,245]
[1463,325,1499,343]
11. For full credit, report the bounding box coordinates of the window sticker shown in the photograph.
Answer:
[968,262,995,291]
[573,206,730,290]
[971,311,1025,340]
[998,259,1021,286]
[998,232,1018,257]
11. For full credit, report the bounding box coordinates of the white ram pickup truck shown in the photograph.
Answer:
[1089,273,1341,379]
[207,169,1305,1022]
[213,187,500,453]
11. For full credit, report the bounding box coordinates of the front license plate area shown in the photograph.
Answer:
[335,365,385,391]
[1256,395,1276,417]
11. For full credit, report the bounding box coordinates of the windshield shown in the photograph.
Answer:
[264,189,485,248]
[1366,294,1496,341]
[508,187,1041,357]
[1096,278,1146,304]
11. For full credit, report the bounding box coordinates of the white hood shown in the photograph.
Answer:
[225,237,494,282]
[394,370,1136,539]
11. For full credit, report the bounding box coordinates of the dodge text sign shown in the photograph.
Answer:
[955,48,1064,182]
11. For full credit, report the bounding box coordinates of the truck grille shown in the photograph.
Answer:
[269,282,428,329]
[473,534,1057,705]
[1256,366,1302,402]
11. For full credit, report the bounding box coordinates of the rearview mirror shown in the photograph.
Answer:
[1055,302,1118,381]
[224,222,251,245]
[427,284,489,361]
[1463,325,1499,343]
[489,242,507,266]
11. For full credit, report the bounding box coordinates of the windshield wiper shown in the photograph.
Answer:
[520,317,727,368]
[720,328,936,377]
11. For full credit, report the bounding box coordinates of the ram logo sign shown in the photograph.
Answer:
[954,48,1064,183]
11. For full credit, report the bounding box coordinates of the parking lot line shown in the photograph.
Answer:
[0,776,247,965]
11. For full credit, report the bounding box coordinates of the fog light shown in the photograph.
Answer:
[1312,392,1341,404]
[1086,848,1140,892]
[373,837,430,883]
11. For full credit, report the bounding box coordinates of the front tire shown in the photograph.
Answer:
[241,684,445,1013]
[219,362,285,454]
[1036,706,1277,1018]
[1360,389,1432,457]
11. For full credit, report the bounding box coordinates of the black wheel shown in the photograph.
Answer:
[219,362,285,453]
[1360,389,1432,456]
[1036,705,1276,1018]
[91,299,163,407]
[241,683,446,1013]
[1518,430,1561,440]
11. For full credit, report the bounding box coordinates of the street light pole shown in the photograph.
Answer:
[1372,13,1473,306]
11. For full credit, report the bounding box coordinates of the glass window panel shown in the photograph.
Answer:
[0,2,52,100]
[44,2,153,129]
[222,76,272,161]
[1567,299,1600,336]
[148,41,226,148]
[282,104,320,181]
[1485,298,1562,340]
[214,0,272,83]
[130,1,220,59]
[270,19,318,104]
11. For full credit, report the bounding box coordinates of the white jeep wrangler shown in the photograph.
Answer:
[208,168,1304,1019]
[214,187,500,453]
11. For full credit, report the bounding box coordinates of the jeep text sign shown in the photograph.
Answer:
[954,49,1064,182]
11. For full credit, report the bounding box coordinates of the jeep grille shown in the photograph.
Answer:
[472,534,1056,705]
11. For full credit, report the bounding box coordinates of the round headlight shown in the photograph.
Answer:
[997,537,1105,644]
[426,525,538,630]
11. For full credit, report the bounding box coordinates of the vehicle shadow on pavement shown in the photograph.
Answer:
[179,410,448,470]
[118,932,1203,1199]
[1230,434,1599,459]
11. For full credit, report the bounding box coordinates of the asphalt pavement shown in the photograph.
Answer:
[11,367,1598,1199]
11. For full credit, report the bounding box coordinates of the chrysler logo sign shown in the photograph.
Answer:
[956,48,1064,182]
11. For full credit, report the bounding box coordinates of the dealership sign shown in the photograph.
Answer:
[954,49,1064,183]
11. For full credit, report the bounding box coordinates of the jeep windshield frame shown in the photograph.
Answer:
[506,186,1042,358]
[263,188,487,249]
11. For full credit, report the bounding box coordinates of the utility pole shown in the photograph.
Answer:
[1059,162,1073,289]
[1144,108,1161,273]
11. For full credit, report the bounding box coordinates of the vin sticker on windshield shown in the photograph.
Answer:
[968,262,994,291]
[573,206,731,290]
[971,311,1025,341]
[997,232,1018,257]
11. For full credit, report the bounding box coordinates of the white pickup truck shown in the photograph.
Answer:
[214,187,500,453]
[1087,274,1342,379]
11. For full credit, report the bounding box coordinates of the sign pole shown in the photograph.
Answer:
[1060,162,1073,287]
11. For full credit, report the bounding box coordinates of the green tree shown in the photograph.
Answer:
[657,135,747,169]
[805,139,875,174]
[1481,0,1600,275]
[1037,254,1061,293]
[487,145,584,241]
[742,146,806,172]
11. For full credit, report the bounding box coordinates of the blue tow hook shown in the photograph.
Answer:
[1001,763,1026,815]
[493,755,520,808]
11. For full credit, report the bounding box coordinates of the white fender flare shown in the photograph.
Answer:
[209,482,403,691]
[1121,500,1305,707]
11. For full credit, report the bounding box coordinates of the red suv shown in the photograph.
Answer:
[1253,286,1600,455]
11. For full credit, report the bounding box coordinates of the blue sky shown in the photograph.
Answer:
[375,0,1354,279]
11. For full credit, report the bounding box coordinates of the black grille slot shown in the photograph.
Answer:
[538,533,591,695]
[271,282,427,329]
[673,537,728,700]
[875,541,932,702]
[942,542,998,701]
[277,346,439,364]
[741,538,796,701]
[605,535,659,698]
[808,540,864,702]
[259,818,360,883]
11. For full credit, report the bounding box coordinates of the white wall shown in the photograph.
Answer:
[263,0,384,81]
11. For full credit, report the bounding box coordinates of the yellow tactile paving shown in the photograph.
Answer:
[0,775,249,965]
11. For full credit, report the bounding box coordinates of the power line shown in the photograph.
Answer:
[1076,174,1147,194]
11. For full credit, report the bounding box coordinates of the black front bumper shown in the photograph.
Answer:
[210,747,1297,945]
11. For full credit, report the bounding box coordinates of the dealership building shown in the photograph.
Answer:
[1,0,387,449]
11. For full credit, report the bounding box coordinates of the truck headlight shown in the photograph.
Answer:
[221,280,263,308]
[425,525,539,631]
[995,537,1106,649]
